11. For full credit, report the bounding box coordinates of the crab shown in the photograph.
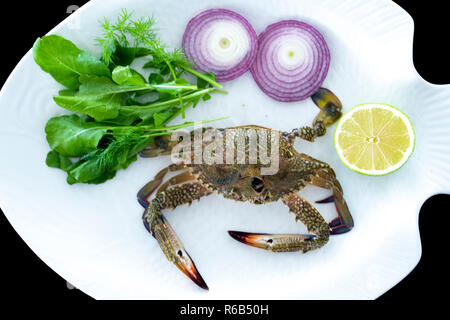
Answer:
[137,88,354,290]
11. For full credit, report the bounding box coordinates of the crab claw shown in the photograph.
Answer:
[311,87,343,127]
[228,231,315,253]
[316,195,335,204]
[329,197,354,235]
[137,167,169,208]
[316,194,354,235]
[150,215,209,290]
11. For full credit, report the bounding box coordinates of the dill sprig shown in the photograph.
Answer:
[96,9,197,117]
[96,9,157,64]
[96,9,222,90]
[96,9,187,70]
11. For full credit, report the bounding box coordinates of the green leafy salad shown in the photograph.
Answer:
[33,10,224,185]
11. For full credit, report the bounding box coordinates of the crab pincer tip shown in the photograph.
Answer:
[316,195,335,204]
[176,251,209,291]
[195,275,209,291]
[228,230,250,244]
[228,230,269,249]
[183,266,209,291]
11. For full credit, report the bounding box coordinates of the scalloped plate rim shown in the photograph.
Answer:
[0,0,448,300]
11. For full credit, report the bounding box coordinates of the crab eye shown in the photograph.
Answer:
[251,177,264,193]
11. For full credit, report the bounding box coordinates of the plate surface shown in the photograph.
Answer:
[1,0,449,299]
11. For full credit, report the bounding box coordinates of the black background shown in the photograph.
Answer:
[0,0,447,312]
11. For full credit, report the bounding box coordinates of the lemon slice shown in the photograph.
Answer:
[334,103,415,176]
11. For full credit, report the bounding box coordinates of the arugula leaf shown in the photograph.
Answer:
[44,113,226,185]
[58,89,77,96]
[154,110,175,127]
[143,58,171,75]
[46,150,73,171]
[112,66,146,86]
[77,74,149,95]
[53,91,122,122]
[65,134,150,184]
[202,94,212,102]
[52,75,200,123]
[44,115,154,184]
[45,115,112,157]
[116,88,216,125]
[148,73,165,84]
[76,74,196,97]
[106,42,139,67]
[111,44,153,68]
[33,35,110,90]
[152,79,198,95]
[53,75,197,125]
[45,134,148,185]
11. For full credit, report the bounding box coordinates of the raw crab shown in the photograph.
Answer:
[137,88,354,290]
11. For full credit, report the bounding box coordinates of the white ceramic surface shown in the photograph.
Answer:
[0,0,449,300]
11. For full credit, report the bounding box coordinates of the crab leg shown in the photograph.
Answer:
[139,135,176,158]
[309,169,354,235]
[137,163,186,208]
[229,194,330,253]
[282,88,342,142]
[142,182,211,290]
[156,171,197,195]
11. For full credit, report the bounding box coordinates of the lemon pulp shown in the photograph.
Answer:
[334,103,415,175]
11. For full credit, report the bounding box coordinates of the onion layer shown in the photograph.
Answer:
[251,20,330,102]
[182,9,258,82]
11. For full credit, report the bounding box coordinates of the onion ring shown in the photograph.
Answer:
[182,9,258,82]
[250,20,330,102]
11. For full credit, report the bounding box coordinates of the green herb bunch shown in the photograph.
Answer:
[33,9,225,185]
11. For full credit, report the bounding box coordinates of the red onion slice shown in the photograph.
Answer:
[251,20,330,102]
[182,9,258,82]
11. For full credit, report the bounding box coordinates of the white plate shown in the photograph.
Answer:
[0,0,449,300]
